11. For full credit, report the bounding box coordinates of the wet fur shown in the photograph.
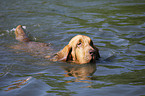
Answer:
[12,25,100,64]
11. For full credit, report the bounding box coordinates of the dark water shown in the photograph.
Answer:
[0,0,145,96]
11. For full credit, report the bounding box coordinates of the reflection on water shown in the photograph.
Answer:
[62,63,96,83]
[0,0,145,96]
[5,77,32,91]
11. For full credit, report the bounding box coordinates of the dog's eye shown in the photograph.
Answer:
[77,42,82,47]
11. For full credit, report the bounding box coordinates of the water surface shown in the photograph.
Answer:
[0,0,145,96]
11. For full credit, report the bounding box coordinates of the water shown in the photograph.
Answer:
[0,0,145,96]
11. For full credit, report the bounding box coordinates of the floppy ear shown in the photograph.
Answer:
[53,45,72,62]
[93,45,101,60]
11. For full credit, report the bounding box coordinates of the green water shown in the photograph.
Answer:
[0,0,145,96]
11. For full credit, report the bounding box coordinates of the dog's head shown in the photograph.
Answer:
[54,35,100,64]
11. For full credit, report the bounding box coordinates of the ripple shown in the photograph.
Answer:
[111,38,129,47]
[0,0,145,96]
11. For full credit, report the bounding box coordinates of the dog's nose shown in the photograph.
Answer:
[89,49,96,55]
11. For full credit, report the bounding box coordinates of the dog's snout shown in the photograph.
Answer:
[89,49,96,55]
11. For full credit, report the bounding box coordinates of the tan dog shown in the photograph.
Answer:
[11,25,52,57]
[13,25,100,64]
[52,35,100,64]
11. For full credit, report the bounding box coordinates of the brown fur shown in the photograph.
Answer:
[15,25,30,42]
[13,25,100,64]
[52,35,100,64]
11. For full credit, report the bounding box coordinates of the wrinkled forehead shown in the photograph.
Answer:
[69,35,92,45]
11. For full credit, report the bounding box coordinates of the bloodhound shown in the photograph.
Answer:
[12,25,100,64]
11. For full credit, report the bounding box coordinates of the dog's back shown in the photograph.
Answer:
[11,25,53,57]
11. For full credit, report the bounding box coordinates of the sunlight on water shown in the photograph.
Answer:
[0,0,145,96]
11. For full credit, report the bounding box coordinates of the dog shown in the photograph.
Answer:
[12,25,100,64]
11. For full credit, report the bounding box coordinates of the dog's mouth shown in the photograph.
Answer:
[90,54,96,63]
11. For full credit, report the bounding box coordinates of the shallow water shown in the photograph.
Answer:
[0,0,145,96]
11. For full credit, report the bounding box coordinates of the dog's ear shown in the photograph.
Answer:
[93,45,101,60]
[53,45,72,62]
